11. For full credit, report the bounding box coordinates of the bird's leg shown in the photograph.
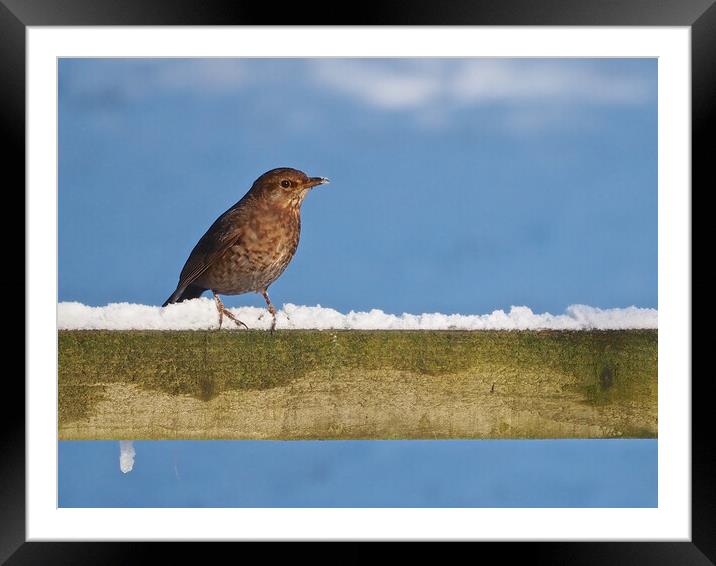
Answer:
[214,292,223,330]
[261,289,277,332]
[212,291,248,330]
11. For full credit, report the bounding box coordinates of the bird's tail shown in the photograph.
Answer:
[162,283,207,307]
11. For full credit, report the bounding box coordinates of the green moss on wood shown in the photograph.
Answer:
[58,329,657,440]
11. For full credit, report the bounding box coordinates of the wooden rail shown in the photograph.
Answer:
[58,330,657,440]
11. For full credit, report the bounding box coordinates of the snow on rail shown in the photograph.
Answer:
[58,298,657,331]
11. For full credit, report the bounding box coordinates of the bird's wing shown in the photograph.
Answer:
[172,207,245,295]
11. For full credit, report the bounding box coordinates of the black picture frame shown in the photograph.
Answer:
[7,0,707,562]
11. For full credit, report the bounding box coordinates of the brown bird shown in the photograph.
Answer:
[162,167,329,330]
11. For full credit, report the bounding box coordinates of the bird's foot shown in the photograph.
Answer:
[259,306,277,332]
[259,289,281,333]
[222,307,249,330]
[213,293,248,330]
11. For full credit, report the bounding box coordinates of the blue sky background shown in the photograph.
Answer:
[58,58,657,508]
[59,440,656,508]
[59,58,657,314]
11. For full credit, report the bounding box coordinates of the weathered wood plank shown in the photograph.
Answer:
[58,330,657,440]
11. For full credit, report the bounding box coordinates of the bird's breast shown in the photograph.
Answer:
[201,206,302,295]
[244,206,301,263]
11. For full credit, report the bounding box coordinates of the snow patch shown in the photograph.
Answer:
[58,299,657,331]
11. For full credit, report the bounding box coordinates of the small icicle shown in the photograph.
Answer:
[119,440,135,474]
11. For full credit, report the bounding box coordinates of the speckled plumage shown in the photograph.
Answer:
[163,167,329,329]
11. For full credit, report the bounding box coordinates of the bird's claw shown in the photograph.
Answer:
[219,307,248,330]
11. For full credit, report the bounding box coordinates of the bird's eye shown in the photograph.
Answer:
[280,180,291,188]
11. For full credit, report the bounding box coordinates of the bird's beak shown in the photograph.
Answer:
[306,177,330,188]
